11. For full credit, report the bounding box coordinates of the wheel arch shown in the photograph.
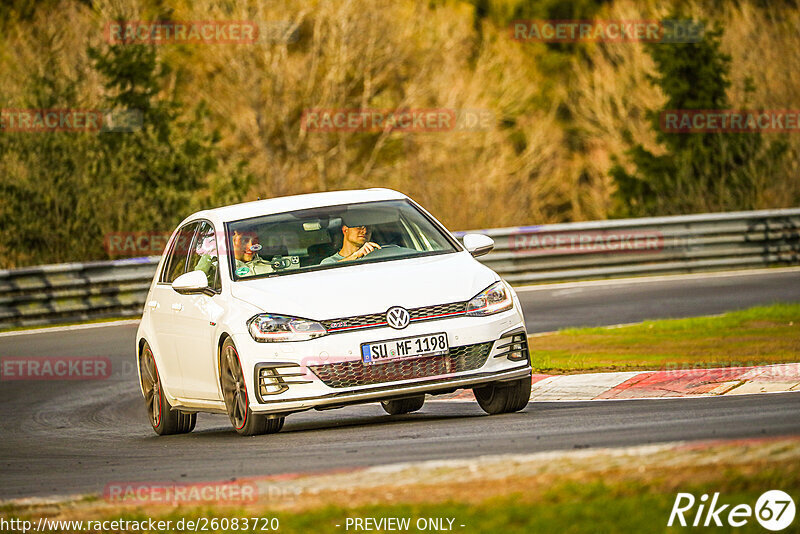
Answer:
[136,336,176,404]
[216,332,233,394]
[135,337,149,397]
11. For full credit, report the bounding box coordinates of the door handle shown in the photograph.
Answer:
[171,303,183,312]
[147,300,159,310]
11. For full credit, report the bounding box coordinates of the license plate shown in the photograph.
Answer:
[361,333,449,365]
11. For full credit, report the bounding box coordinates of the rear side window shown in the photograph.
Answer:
[160,222,199,283]
[187,221,221,291]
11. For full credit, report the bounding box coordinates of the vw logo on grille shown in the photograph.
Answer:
[386,306,411,329]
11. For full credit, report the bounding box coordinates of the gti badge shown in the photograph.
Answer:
[386,306,411,329]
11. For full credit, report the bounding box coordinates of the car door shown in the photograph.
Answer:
[147,222,200,398]
[171,220,226,401]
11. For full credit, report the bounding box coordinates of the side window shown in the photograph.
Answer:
[160,222,199,283]
[187,221,221,291]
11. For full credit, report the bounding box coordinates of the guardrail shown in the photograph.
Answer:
[1,208,798,329]
[458,207,800,285]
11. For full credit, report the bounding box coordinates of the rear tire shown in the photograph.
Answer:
[220,338,285,436]
[381,395,425,415]
[139,342,197,436]
[473,376,531,415]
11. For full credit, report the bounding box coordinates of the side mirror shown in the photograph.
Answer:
[462,233,495,258]
[172,270,213,296]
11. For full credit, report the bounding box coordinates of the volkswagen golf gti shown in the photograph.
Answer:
[136,189,532,435]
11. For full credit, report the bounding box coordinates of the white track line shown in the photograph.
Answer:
[514,266,800,292]
[0,319,140,338]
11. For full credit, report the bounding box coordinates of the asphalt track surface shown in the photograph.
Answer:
[1,269,799,500]
[518,268,800,333]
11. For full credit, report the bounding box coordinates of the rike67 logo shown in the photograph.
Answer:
[669,490,796,531]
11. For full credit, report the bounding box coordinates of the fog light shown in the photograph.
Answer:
[259,368,286,396]
[508,350,525,361]
[254,363,314,402]
[493,330,530,362]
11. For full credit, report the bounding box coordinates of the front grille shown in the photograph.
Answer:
[308,342,492,388]
[321,301,468,333]
[409,302,468,320]
[321,312,386,331]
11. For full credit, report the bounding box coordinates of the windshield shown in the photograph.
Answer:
[225,199,460,280]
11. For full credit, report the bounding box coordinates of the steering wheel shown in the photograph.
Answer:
[363,244,407,259]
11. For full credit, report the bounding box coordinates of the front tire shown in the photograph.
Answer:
[139,342,196,435]
[381,395,425,415]
[473,376,531,415]
[220,338,284,436]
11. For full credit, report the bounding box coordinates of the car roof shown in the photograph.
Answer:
[186,188,409,226]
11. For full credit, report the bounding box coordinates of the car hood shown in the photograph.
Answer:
[229,251,498,320]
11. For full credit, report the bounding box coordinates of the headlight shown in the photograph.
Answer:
[247,314,327,342]
[466,281,513,317]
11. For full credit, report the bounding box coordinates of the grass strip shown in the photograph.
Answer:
[529,303,800,374]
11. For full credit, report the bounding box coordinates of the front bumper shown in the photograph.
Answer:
[230,308,531,415]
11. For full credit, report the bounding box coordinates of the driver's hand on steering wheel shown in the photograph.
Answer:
[350,242,381,260]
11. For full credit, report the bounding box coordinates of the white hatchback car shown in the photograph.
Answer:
[136,189,531,436]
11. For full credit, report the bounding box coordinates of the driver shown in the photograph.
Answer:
[321,224,381,264]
